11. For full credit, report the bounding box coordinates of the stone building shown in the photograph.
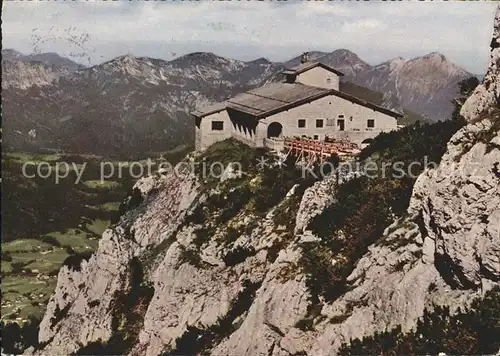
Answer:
[192,53,403,151]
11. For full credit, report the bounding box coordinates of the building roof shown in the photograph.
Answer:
[282,61,345,77]
[192,82,403,120]
[191,101,227,118]
[329,89,404,119]
[227,83,332,118]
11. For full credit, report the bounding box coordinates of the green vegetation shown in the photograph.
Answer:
[339,287,500,355]
[2,147,186,325]
[451,76,480,122]
[188,139,307,253]
[358,119,465,164]
[305,118,465,303]
[193,138,266,189]
[0,316,41,355]
[43,229,98,253]
[2,150,183,325]
[85,219,111,236]
[223,246,257,267]
[3,239,54,253]
[82,180,121,190]
[2,276,57,321]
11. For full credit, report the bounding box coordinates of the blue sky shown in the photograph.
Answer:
[2,1,498,74]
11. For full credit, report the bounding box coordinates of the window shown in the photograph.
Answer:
[337,119,345,131]
[367,119,375,128]
[313,135,319,140]
[326,77,331,84]
[211,121,224,131]
[338,114,345,119]
[298,119,306,128]
[316,119,324,128]
[286,74,296,84]
[326,119,335,126]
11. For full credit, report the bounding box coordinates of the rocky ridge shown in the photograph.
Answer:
[1,59,68,90]
[1,49,84,72]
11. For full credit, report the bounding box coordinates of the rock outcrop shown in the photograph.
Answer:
[461,8,500,122]
[37,7,499,356]
[1,59,66,89]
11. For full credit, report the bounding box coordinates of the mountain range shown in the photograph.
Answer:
[2,48,475,156]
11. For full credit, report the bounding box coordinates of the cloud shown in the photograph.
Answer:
[341,19,388,33]
[2,1,497,74]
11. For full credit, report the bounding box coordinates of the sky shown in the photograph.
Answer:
[2,1,498,74]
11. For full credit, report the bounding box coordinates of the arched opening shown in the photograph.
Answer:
[361,138,374,149]
[267,122,283,139]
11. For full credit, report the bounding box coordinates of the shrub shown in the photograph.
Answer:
[304,118,465,304]
[179,247,204,268]
[223,246,256,267]
[118,187,143,219]
[0,316,41,354]
[40,235,61,247]
[339,287,500,355]
[2,251,13,262]
[62,251,93,272]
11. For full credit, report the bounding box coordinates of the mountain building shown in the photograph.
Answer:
[192,52,403,151]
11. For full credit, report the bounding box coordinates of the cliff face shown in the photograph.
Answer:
[461,8,500,122]
[37,8,500,356]
[1,60,67,89]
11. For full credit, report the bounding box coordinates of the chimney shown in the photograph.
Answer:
[300,52,309,64]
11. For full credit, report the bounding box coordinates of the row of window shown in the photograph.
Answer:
[298,119,328,128]
[210,118,376,132]
[297,118,375,129]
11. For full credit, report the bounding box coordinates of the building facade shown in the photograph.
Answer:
[193,55,403,151]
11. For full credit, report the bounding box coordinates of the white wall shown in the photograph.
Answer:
[197,87,399,150]
[197,110,232,151]
[296,67,340,90]
[259,94,398,147]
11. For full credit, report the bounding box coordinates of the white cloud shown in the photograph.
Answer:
[2,1,498,74]
[341,19,388,33]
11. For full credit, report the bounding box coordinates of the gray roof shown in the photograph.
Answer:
[226,83,331,117]
[282,61,345,77]
[192,82,403,120]
[191,101,227,118]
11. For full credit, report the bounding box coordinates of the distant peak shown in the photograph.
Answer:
[247,57,272,65]
[422,52,447,61]
[390,56,405,62]
[168,52,239,68]
[332,48,359,58]
[180,52,220,60]
[117,54,137,61]
[2,48,23,56]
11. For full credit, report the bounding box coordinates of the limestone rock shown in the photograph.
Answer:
[461,7,500,122]
[295,175,336,234]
